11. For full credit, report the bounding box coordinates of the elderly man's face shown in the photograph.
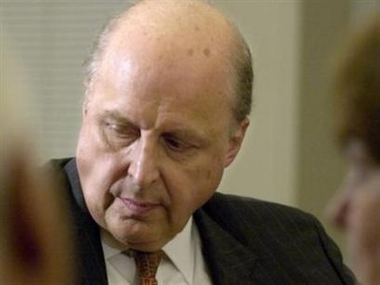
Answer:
[327,139,380,284]
[76,29,248,251]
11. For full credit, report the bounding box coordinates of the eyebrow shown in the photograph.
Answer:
[99,110,134,126]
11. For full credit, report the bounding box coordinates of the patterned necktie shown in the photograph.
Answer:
[134,250,164,285]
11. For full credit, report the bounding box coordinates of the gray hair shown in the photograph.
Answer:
[83,12,123,102]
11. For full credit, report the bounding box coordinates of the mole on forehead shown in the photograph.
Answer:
[185,47,212,58]
[115,23,217,60]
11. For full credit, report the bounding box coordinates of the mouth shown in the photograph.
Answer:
[119,197,160,217]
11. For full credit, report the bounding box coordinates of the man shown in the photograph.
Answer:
[49,0,355,284]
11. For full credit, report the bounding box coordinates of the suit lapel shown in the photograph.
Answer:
[194,194,312,285]
[64,159,108,285]
[194,209,277,285]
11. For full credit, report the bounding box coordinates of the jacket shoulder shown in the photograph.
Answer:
[203,192,317,229]
[197,192,355,284]
[199,192,329,255]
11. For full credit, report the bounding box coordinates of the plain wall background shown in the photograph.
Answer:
[1,0,379,263]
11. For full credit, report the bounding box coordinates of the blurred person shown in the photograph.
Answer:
[0,35,74,285]
[326,15,380,285]
[48,0,355,284]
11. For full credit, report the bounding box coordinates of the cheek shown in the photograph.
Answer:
[170,157,224,210]
[349,192,380,251]
[77,138,122,217]
[77,122,125,189]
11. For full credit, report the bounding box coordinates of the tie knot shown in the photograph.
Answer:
[134,250,164,285]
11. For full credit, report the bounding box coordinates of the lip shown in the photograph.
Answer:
[119,197,159,217]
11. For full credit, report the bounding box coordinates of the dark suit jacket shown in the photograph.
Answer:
[49,158,355,285]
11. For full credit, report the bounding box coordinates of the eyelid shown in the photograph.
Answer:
[103,117,138,132]
[162,135,195,151]
[99,111,135,127]
[102,119,140,148]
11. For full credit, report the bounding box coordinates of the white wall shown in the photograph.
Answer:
[216,1,300,206]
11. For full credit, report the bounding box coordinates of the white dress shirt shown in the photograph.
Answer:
[101,217,212,285]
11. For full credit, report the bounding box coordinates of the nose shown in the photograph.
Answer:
[326,189,350,230]
[128,137,160,189]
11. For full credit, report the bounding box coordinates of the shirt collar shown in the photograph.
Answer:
[101,230,126,260]
[162,217,194,284]
[101,217,195,284]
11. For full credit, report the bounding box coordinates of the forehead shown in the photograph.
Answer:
[97,29,233,102]
[91,58,233,134]
[92,20,234,116]
[88,1,239,133]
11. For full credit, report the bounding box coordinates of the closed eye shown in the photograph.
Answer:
[102,121,140,148]
[162,134,193,152]
[105,122,138,137]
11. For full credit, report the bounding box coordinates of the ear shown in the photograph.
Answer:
[82,101,88,116]
[82,90,96,118]
[82,83,92,116]
[224,118,250,167]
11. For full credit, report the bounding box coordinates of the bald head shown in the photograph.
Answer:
[85,0,253,122]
